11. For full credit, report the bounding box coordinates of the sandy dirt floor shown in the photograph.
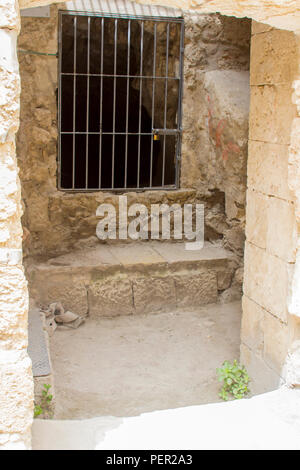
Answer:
[50,301,241,419]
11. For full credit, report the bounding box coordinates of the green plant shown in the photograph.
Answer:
[217,360,250,401]
[34,384,53,419]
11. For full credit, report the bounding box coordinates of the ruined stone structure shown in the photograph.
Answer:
[17,6,250,263]
[0,0,299,450]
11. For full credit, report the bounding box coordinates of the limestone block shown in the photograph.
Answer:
[263,312,289,375]
[173,270,218,308]
[132,276,176,314]
[240,343,280,395]
[250,29,298,86]
[241,295,264,355]
[88,276,134,317]
[18,0,300,32]
[29,272,88,316]
[0,0,20,30]
[0,30,19,74]
[246,190,297,262]
[247,140,292,200]
[0,265,28,349]
[0,350,33,435]
[266,196,297,262]
[288,118,300,219]
[244,242,290,322]
[249,84,297,146]
[292,81,300,116]
[289,251,300,319]
[251,21,273,35]
[245,190,268,250]
[0,68,20,143]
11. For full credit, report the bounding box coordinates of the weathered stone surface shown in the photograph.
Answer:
[17,8,250,272]
[247,140,292,201]
[251,21,273,35]
[29,272,88,316]
[250,29,299,86]
[245,189,268,250]
[266,196,297,262]
[241,295,264,355]
[240,343,281,395]
[0,0,20,30]
[0,350,33,437]
[246,190,297,262]
[288,117,300,220]
[28,242,234,315]
[1,0,298,449]
[217,268,233,290]
[88,276,134,317]
[0,265,28,349]
[244,242,291,322]
[19,0,300,33]
[174,270,218,308]
[133,276,176,314]
[249,83,297,145]
[0,0,34,447]
[0,69,20,143]
[219,284,242,303]
[263,312,289,375]
[202,70,249,235]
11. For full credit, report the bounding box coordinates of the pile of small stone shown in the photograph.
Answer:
[40,302,85,336]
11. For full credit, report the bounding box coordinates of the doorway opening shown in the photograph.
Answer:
[59,12,184,191]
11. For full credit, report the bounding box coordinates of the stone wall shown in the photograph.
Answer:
[0,0,299,450]
[0,0,34,450]
[240,22,300,392]
[17,5,251,288]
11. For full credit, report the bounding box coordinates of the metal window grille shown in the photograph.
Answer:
[58,10,184,191]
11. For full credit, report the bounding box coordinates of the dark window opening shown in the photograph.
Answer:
[58,11,184,191]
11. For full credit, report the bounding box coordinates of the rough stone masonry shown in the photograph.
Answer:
[0,0,299,450]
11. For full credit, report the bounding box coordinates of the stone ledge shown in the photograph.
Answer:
[27,242,237,316]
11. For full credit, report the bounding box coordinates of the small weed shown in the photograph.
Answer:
[217,360,250,401]
[34,384,53,419]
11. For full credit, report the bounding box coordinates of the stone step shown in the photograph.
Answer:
[27,242,237,317]
[32,388,300,450]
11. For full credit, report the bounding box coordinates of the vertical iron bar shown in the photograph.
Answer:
[85,16,91,189]
[175,21,184,189]
[112,19,118,189]
[72,16,77,189]
[124,20,131,189]
[150,23,157,188]
[137,21,144,189]
[58,13,62,189]
[162,22,170,187]
[99,17,104,189]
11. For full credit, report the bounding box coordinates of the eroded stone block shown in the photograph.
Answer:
[263,312,289,375]
[245,189,268,250]
[174,270,218,308]
[247,140,292,200]
[244,242,290,322]
[132,276,176,314]
[241,295,264,355]
[249,83,297,146]
[29,272,88,316]
[88,276,134,317]
[250,29,298,86]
